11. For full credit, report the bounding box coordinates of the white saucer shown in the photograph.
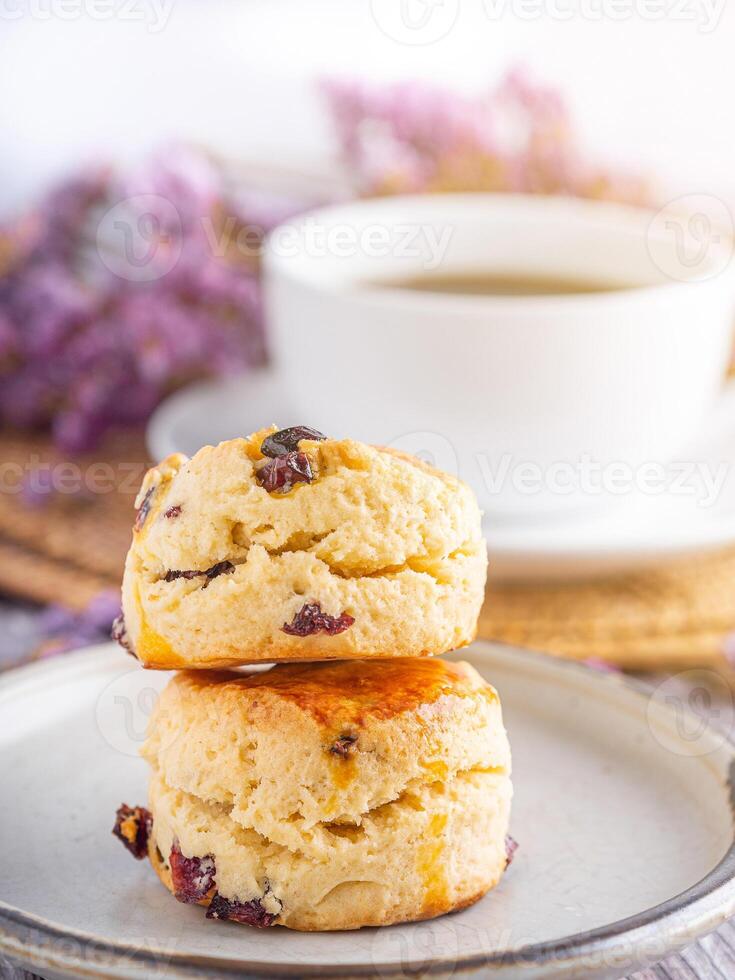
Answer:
[2,642,735,979]
[146,370,735,582]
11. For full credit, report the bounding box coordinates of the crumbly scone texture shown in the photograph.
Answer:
[142,658,512,930]
[120,429,488,668]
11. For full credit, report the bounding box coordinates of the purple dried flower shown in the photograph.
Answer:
[85,590,123,631]
[323,69,650,205]
[38,590,122,660]
[20,467,56,508]
[0,147,299,453]
[38,604,79,635]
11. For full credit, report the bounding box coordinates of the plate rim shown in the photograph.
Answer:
[2,642,735,979]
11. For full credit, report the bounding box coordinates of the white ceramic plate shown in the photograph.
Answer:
[146,371,735,582]
[2,642,735,980]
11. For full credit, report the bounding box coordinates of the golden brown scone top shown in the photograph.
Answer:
[176,657,494,728]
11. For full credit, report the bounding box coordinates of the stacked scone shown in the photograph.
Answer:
[112,426,514,930]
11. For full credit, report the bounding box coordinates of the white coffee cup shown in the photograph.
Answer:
[264,193,735,521]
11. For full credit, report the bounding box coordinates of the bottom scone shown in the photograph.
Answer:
[113,657,513,931]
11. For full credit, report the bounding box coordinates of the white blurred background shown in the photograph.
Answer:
[1,0,734,215]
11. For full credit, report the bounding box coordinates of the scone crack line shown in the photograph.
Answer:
[306,766,507,836]
[160,763,508,838]
[239,536,464,583]
[144,538,479,595]
[253,528,333,556]
[348,765,509,820]
[308,541,480,584]
[156,773,488,845]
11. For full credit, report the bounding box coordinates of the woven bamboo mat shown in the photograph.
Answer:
[0,430,147,610]
[479,549,735,670]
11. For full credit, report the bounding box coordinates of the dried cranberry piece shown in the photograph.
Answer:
[134,486,155,531]
[505,835,518,868]
[111,614,136,658]
[170,840,216,903]
[164,568,198,583]
[164,504,182,519]
[206,892,280,927]
[257,452,313,493]
[112,804,151,860]
[202,560,235,587]
[330,734,357,758]
[261,426,326,458]
[282,602,355,637]
[164,561,235,588]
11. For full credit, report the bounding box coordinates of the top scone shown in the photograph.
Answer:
[117,426,487,668]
